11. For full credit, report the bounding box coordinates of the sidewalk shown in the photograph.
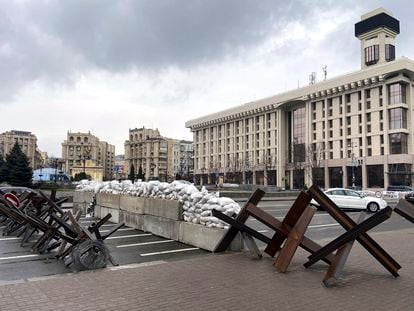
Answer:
[1,228,414,310]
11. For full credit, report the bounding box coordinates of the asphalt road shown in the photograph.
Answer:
[0,198,412,282]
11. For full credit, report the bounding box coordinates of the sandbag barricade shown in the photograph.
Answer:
[0,189,123,271]
[213,185,401,287]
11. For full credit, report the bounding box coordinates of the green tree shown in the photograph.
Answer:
[0,155,7,183]
[137,165,145,181]
[128,164,136,181]
[4,142,33,187]
[74,172,91,181]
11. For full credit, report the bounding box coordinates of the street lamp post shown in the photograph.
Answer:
[200,167,206,185]
[348,142,358,188]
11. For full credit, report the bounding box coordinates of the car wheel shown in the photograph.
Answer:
[367,202,379,213]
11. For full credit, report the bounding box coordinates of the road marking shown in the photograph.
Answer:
[0,254,39,261]
[0,237,20,241]
[79,223,117,228]
[106,233,152,240]
[100,228,134,233]
[140,248,199,257]
[257,230,268,233]
[308,224,341,228]
[117,240,174,248]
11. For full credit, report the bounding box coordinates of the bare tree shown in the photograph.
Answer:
[304,142,326,186]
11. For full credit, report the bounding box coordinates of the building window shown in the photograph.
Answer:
[388,83,406,105]
[365,89,371,99]
[389,108,407,129]
[388,163,412,186]
[364,45,379,65]
[389,133,408,154]
[385,44,395,61]
[292,107,305,163]
[367,165,384,188]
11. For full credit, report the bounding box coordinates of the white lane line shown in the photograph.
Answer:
[0,254,39,261]
[106,233,152,240]
[140,248,200,257]
[79,223,116,227]
[308,224,341,228]
[100,228,134,233]
[0,237,20,241]
[117,240,174,248]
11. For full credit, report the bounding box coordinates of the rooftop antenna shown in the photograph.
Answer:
[322,65,327,80]
[309,72,316,85]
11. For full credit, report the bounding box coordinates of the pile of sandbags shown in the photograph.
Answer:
[76,180,241,229]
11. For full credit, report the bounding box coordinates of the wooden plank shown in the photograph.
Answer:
[245,203,334,264]
[265,191,312,256]
[212,209,271,244]
[214,189,265,252]
[305,207,392,267]
[394,199,414,223]
[308,185,401,277]
[322,212,367,287]
[274,206,316,272]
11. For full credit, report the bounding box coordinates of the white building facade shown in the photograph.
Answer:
[186,9,414,190]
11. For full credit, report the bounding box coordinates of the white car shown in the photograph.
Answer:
[311,188,388,213]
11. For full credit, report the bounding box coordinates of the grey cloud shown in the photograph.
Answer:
[0,0,413,102]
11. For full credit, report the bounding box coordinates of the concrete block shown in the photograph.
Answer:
[119,210,145,231]
[120,196,144,214]
[143,198,183,220]
[96,205,119,224]
[73,191,95,204]
[97,193,120,209]
[73,192,95,215]
[143,215,180,240]
[179,222,243,252]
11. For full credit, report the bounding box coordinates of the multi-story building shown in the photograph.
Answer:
[61,131,115,180]
[0,130,43,169]
[99,141,116,180]
[125,128,194,181]
[186,8,414,190]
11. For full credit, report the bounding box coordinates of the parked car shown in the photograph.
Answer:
[405,192,414,205]
[386,185,414,192]
[311,188,388,213]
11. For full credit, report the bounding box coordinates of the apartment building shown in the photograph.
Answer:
[169,140,194,179]
[61,131,115,180]
[125,128,194,181]
[0,130,43,169]
[186,8,414,189]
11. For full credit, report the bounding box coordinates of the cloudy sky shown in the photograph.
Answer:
[1,0,413,157]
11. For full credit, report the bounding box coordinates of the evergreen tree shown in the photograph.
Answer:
[0,155,7,183]
[137,165,145,181]
[128,164,136,181]
[5,142,33,187]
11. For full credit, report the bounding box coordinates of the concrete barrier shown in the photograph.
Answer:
[143,198,182,220]
[179,222,243,252]
[120,196,145,214]
[91,192,243,252]
[73,192,95,214]
[97,193,120,209]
